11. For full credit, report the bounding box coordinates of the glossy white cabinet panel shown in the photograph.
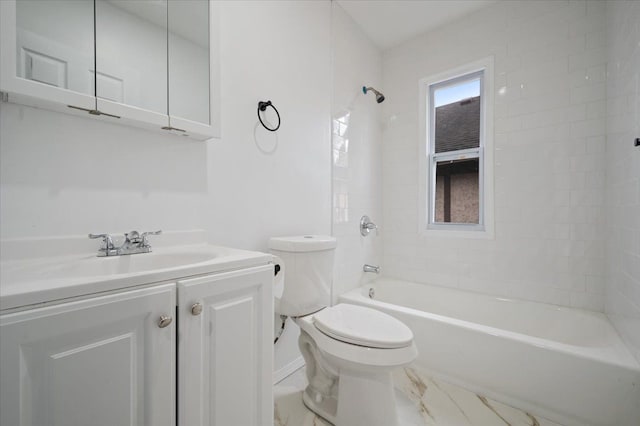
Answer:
[178,265,273,426]
[0,0,96,110]
[0,283,176,426]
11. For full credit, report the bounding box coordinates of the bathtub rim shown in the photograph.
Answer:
[339,281,640,372]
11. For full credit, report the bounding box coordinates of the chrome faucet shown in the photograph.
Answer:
[89,230,162,257]
[363,264,380,274]
[360,215,378,236]
[88,233,117,256]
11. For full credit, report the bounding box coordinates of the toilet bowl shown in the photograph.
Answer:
[296,304,417,426]
[269,235,418,426]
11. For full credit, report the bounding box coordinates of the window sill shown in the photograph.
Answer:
[420,226,494,240]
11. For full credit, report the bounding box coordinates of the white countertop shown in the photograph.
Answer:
[0,236,272,311]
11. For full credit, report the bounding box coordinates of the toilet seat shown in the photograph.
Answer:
[313,304,413,349]
[295,306,417,369]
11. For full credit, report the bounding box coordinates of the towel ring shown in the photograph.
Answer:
[257,100,281,132]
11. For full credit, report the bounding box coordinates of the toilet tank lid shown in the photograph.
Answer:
[269,235,337,252]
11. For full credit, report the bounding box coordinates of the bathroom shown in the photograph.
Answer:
[0,0,638,425]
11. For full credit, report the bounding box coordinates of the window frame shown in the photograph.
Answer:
[418,57,494,239]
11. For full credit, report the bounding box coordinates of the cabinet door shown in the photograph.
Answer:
[0,0,96,109]
[0,284,176,426]
[178,265,273,426]
[167,0,221,140]
[94,0,169,127]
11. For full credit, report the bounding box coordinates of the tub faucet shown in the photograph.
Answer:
[363,264,380,274]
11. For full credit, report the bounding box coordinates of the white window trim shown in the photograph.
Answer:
[418,57,495,239]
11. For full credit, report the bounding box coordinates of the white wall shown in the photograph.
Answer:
[604,0,640,362]
[382,0,608,310]
[331,2,383,302]
[208,1,331,253]
[208,0,332,379]
[1,0,332,379]
[0,104,210,238]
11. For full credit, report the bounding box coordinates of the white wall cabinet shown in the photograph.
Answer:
[0,266,273,426]
[0,0,220,140]
[0,0,96,111]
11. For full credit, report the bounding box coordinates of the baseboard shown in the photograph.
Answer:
[273,356,305,384]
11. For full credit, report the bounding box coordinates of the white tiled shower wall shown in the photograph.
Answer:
[382,0,608,310]
[331,3,383,301]
[604,1,640,362]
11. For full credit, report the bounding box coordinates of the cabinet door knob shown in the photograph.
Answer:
[158,315,173,328]
[191,303,203,316]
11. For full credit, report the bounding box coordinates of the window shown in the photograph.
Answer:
[419,58,494,237]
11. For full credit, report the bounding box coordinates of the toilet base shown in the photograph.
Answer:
[302,385,337,424]
[302,369,399,426]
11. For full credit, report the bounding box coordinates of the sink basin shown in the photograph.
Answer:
[46,252,217,277]
[1,250,220,283]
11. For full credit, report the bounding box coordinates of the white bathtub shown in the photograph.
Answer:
[339,278,640,426]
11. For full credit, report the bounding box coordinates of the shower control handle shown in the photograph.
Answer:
[360,215,378,237]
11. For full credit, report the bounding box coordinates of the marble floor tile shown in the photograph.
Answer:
[274,365,564,426]
[393,367,563,426]
[274,368,330,426]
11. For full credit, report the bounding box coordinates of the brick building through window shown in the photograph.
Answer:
[434,96,480,224]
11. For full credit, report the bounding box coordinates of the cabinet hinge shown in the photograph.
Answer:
[0,91,8,103]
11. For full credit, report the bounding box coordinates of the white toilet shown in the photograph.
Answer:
[270,235,417,426]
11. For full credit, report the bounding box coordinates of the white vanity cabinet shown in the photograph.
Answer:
[178,265,274,426]
[0,283,177,426]
[0,263,273,426]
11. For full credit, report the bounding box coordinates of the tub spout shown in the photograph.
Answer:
[363,264,380,274]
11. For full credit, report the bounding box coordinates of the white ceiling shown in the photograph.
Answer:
[336,0,497,51]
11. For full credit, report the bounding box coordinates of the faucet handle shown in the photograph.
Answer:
[88,233,115,250]
[140,230,162,247]
[360,215,378,237]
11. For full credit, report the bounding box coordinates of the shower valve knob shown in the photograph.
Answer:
[360,215,378,236]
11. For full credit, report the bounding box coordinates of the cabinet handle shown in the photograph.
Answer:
[158,315,173,328]
[67,105,120,119]
[191,303,203,316]
[161,125,186,132]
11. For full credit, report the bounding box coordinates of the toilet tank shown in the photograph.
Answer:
[269,235,336,317]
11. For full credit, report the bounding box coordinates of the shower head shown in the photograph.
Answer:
[363,86,385,103]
